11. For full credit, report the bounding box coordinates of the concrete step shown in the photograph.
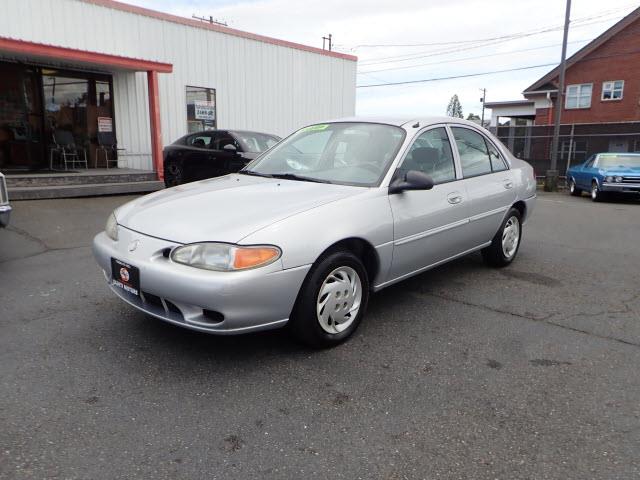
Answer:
[9,181,165,200]
[5,172,158,187]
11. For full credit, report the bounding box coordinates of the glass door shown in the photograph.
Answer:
[42,69,114,169]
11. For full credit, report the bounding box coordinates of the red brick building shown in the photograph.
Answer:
[486,6,640,173]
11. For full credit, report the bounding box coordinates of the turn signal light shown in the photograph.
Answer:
[234,247,281,269]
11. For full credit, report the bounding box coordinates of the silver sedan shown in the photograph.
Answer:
[93,117,536,347]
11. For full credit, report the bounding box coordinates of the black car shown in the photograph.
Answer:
[163,130,281,187]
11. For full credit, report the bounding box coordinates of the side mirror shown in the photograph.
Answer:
[223,144,237,152]
[389,170,434,194]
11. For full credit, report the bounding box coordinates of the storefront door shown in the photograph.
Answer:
[42,69,114,168]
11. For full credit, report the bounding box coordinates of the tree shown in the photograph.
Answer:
[446,94,463,118]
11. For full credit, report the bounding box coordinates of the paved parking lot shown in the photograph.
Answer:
[1,192,639,479]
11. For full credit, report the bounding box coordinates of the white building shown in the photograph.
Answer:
[0,0,357,178]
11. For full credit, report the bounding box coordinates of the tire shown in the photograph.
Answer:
[164,161,184,187]
[591,181,605,202]
[481,208,523,268]
[569,178,581,196]
[288,251,369,348]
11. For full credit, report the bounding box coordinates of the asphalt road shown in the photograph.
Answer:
[1,192,639,479]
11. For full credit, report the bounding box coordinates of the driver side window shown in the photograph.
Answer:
[400,127,456,184]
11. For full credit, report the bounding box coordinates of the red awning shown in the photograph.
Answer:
[0,36,172,73]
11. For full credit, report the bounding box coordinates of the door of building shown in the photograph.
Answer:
[42,69,114,169]
[608,138,628,153]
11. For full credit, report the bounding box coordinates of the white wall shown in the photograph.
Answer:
[1,0,357,170]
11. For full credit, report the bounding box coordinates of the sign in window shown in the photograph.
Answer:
[186,86,216,133]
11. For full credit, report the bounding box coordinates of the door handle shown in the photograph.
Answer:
[503,180,514,189]
[447,193,463,204]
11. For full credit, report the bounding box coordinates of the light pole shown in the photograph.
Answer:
[546,0,572,192]
[480,88,486,127]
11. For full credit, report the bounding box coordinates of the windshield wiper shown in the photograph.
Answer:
[270,173,332,184]
[238,170,274,178]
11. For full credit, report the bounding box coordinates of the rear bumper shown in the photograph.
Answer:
[601,182,640,193]
[0,204,11,228]
[93,227,311,334]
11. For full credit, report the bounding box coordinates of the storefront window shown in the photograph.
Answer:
[186,86,216,133]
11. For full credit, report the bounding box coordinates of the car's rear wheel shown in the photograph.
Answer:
[481,208,522,268]
[591,181,605,202]
[288,251,369,348]
[164,161,183,187]
[569,178,581,196]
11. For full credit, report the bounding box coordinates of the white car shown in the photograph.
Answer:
[94,117,536,347]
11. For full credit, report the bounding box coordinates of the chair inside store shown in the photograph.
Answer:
[96,131,119,168]
[50,129,88,170]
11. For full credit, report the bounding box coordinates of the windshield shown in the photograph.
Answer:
[235,132,280,153]
[597,154,640,169]
[242,122,406,186]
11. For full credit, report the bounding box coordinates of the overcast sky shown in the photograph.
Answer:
[127,0,636,118]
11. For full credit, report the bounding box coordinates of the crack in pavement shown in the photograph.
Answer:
[0,245,91,265]
[2,225,91,264]
[411,290,640,349]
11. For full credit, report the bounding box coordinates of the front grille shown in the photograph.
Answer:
[0,177,7,204]
[622,176,640,184]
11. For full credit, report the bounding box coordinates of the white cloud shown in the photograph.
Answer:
[126,0,636,117]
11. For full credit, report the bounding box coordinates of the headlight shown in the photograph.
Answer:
[171,243,281,271]
[105,212,118,241]
[615,176,623,183]
[605,176,614,183]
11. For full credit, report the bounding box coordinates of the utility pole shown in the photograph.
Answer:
[546,0,572,192]
[480,88,486,128]
[322,34,333,51]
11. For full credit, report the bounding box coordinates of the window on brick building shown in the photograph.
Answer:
[565,84,592,109]
[601,80,624,101]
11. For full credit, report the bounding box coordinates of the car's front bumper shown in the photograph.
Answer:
[0,204,11,228]
[92,226,311,334]
[601,182,640,194]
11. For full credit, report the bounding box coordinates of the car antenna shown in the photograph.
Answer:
[412,122,420,128]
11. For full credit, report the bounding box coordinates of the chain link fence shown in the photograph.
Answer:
[490,122,640,182]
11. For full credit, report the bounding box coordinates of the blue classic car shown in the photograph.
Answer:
[567,153,640,201]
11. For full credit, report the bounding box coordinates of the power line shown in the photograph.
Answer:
[356,63,557,88]
[351,4,636,49]
[357,8,630,66]
[357,38,591,75]
[356,46,640,88]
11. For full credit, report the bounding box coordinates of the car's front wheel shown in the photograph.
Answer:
[164,161,184,187]
[481,208,522,267]
[289,251,369,348]
[591,181,605,202]
[569,178,581,196]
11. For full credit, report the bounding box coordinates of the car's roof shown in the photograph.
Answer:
[598,152,640,156]
[323,116,483,128]
[186,129,279,137]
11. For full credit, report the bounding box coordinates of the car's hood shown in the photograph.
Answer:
[601,166,640,175]
[116,174,364,244]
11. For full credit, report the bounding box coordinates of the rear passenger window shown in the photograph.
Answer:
[400,127,455,184]
[187,134,212,148]
[487,141,508,172]
[451,127,492,177]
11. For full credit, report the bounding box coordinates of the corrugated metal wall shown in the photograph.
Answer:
[1,0,357,170]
